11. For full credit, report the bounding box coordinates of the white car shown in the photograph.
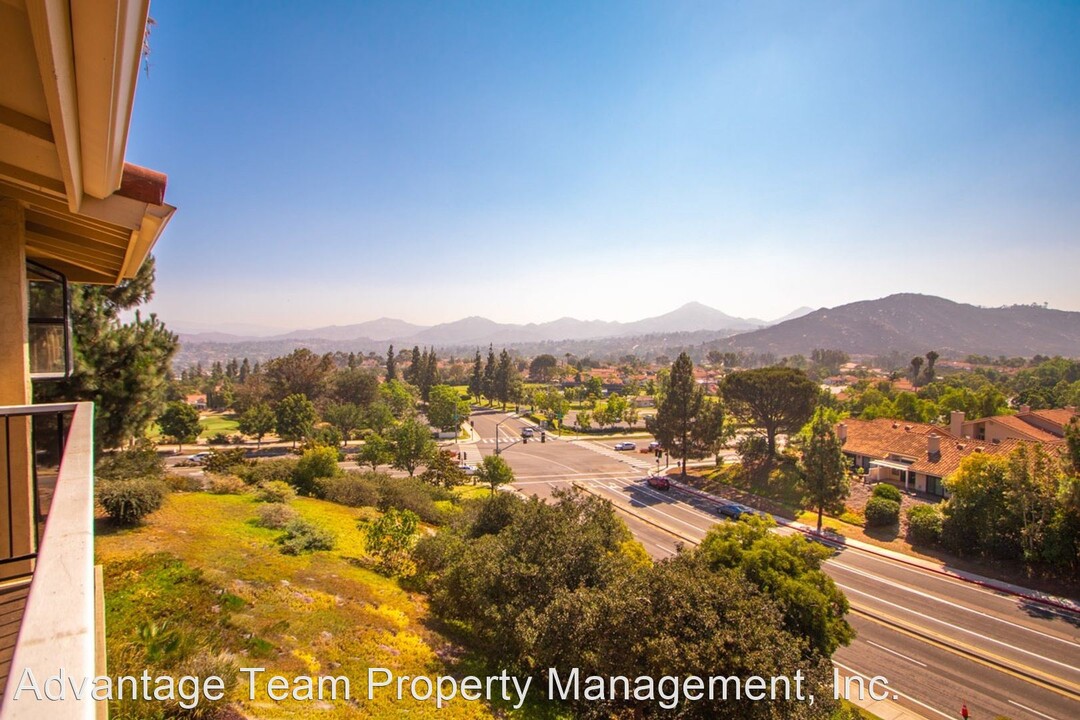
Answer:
[613,442,636,451]
[459,464,477,476]
[187,452,212,464]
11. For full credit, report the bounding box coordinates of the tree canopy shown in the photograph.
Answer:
[722,367,819,456]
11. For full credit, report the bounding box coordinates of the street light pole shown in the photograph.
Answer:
[495,412,518,455]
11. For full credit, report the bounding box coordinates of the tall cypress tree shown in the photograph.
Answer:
[468,349,483,402]
[482,345,497,404]
[386,344,397,381]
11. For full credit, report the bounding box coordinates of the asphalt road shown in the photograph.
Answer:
[463,408,1080,720]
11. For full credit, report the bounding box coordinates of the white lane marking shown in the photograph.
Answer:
[514,470,636,480]
[838,584,1080,676]
[833,661,953,720]
[829,561,1080,650]
[589,482,709,535]
[1008,699,1061,720]
[839,544,1080,621]
[865,639,927,667]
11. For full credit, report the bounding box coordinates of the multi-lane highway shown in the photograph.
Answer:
[462,409,1080,720]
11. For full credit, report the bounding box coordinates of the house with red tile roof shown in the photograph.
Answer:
[958,405,1077,444]
[836,418,1055,497]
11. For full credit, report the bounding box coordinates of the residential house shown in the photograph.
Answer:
[836,418,1050,497]
[1,1,174,716]
[959,406,1078,444]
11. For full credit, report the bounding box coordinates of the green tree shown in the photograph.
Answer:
[468,349,484,402]
[237,401,275,448]
[697,516,854,657]
[263,348,334,402]
[274,394,317,446]
[363,508,420,576]
[1065,419,1080,475]
[924,350,940,384]
[157,401,201,454]
[420,449,467,489]
[426,384,470,432]
[909,356,924,384]
[322,402,365,445]
[328,368,379,407]
[294,445,340,496]
[385,344,397,381]
[798,408,850,533]
[357,433,393,471]
[528,353,558,382]
[362,401,396,436]
[390,417,436,477]
[722,367,819,457]
[647,353,704,477]
[380,379,419,419]
[481,345,497,403]
[494,349,517,409]
[35,258,177,450]
[476,454,515,495]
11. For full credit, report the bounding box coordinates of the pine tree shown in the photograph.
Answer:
[799,409,849,533]
[34,257,177,450]
[647,353,703,477]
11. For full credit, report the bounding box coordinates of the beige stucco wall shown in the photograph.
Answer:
[0,197,35,577]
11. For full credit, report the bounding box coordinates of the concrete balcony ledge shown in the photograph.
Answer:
[0,402,99,719]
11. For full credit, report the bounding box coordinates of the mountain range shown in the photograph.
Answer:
[172,295,1080,368]
[178,302,801,347]
[710,294,1080,358]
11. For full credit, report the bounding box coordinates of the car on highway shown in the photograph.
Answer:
[717,502,762,520]
[187,452,213,465]
[645,475,670,490]
[614,441,636,451]
[521,427,534,438]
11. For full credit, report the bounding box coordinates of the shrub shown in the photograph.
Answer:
[735,434,772,469]
[871,483,902,502]
[293,445,341,496]
[96,442,166,481]
[97,477,167,524]
[255,480,296,503]
[864,496,900,527]
[311,425,344,448]
[376,475,450,525]
[206,474,247,495]
[165,474,202,493]
[276,519,336,555]
[318,472,380,508]
[204,448,251,475]
[207,432,231,445]
[906,504,943,544]
[237,458,299,486]
[255,503,299,529]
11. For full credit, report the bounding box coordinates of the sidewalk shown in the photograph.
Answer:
[666,477,1080,614]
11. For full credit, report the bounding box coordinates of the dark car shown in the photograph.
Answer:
[717,502,761,520]
[645,475,670,490]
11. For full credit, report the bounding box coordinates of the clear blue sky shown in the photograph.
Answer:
[126,1,1080,333]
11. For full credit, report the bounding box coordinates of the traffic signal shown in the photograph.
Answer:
[540,432,546,443]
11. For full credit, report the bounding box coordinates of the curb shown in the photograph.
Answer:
[664,478,1080,617]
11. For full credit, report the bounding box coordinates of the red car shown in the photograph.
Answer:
[646,475,670,490]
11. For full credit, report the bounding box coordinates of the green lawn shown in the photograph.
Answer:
[198,412,240,439]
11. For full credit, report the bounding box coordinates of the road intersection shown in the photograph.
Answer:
[463,408,1080,720]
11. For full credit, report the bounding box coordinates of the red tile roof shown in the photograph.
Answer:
[838,418,1051,479]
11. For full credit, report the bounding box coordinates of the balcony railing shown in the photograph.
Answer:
[0,402,102,719]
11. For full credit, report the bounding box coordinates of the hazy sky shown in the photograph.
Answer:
[126,1,1080,332]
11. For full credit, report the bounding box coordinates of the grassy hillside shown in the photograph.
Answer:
[96,492,495,719]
